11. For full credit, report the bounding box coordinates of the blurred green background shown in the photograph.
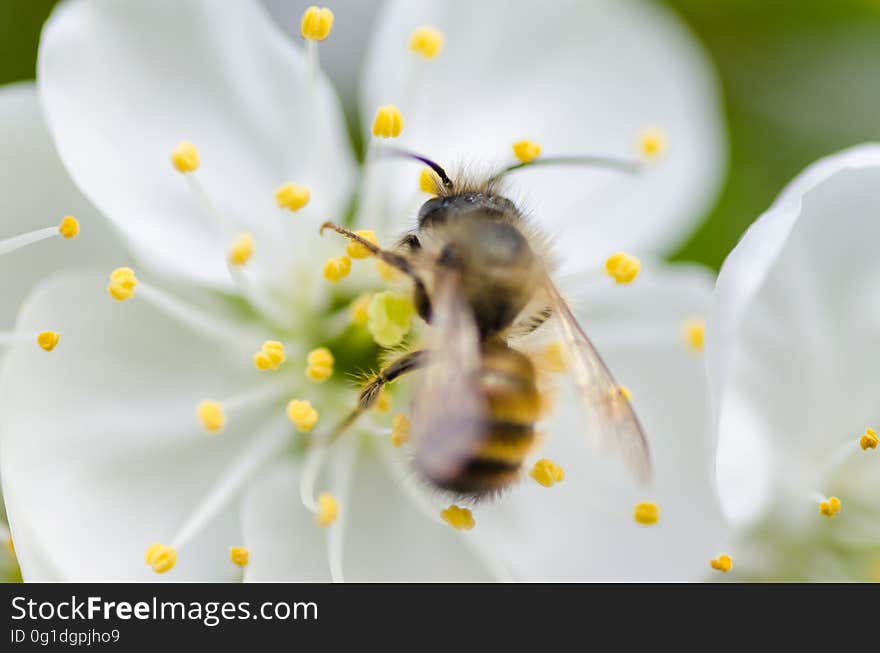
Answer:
[2,0,879,271]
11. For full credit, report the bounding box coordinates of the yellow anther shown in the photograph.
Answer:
[300,6,334,41]
[287,399,319,433]
[253,340,286,371]
[536,340,568,373]
[605,252,641,285]
[419,167,439,194]
[350,293,373,325]
[315,492,338,527]
[372,104,404,139]
[638,127,667,160]
[58,215,79,239]
[275,182,311,212]
[196,400,226,434]
[345,230,378,259]
[374,389,392,414]
[441,505,475,531]
[229,546,250,567]
[617,385,632,401]
[681,317,706,353]
[107,267,138,301]
[390,413,411,447]
[323,255,351,282]
[512,139,542,164]
[819,496,842,518]
[305,347,334,382]
[228,232,254,266]
[710,555,733,573]
[144,543,177,574]
[171,140,200,173]
[529,458,565,488]
[367,291,415,347]
[36,331,60,352]
[634,501,660,525]
[376,259,401,281]
[408,26,444,59]
[860,427,878,451]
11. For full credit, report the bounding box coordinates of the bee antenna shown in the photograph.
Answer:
[489,155,642,182]
[374,146,454,189]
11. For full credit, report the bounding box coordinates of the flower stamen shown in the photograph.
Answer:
[372,105,404,139]
[287,399,319,432]
[0,216,80,257]
[512,139,542,164]
[637,127,667,161]
[229,546,250,567]
[605,252,641,284]
[305,347,334,382]
[633,501,660,525]
[819,496,842,518]
[441,505,475,531]
[390,413,410,447]
[144,543,176,574]
[253,340,286,371]
[275,182,311,213]
[860,427,878,451]
[409,26,444,59]
[227,233,254,266]
[710,555,733,573]
[681,317,705,353]
[529,458,565,487]
[107,267,138,301]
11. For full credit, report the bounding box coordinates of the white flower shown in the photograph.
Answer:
[0,0,727,581]
[709,145,880,581]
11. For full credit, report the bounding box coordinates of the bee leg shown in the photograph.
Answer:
[320,222,433,320]
[324,349,427,443]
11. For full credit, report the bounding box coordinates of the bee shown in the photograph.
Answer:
[320,149,651,500]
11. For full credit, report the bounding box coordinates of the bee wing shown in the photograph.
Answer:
[544,276,653,484]
[411,269,488,484]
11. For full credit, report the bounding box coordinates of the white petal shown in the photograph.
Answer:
[0,82,122,332]
[360,0,725,264]
[709,145,880,526]
[39,0,356,290]
[476,264,727,580]
[0,271,274,580]
[242,443,492,581]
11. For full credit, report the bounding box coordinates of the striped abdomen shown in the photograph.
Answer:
[427,344,543,499]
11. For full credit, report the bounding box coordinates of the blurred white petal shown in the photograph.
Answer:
[0,270,274,580]
[39,0,356,292]
[360,0,725,264]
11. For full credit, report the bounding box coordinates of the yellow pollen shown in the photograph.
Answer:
[367,291,415,347]
[535,340,568,373]
[408,26,444,59]
[374,389,392,414]
[441,505,475,531]
[253,340,286,371]
[323,255,351,282]
[305,347,334,382]
[512,139,542,164]
[617,385,632,401]
[58,215,79,239]
[529,458,565,488]
[228,232,254,266]
[372,104,404,139]
[300,6,334,41]
[681,317,706,353]
[229,546,250,567]
[275,182,311,212]
[633,501,660,525]
[6,537,15,560]
[638,127,667,160]
[287,399,319,432]
[107,267,138,301]
[350,293,373,325]
[419,167,439,194]
[860,427,878,451]
[196,400,226,434]
[315,492,338,527]
[171,140,200,173]
[710,555,733,573]
[390,413,411,447]
[605,252,641,284]
[376,259,401,281]
[144,543,177,574]
[36,331,60,352]
[819,496,842,518]
[345,230,378,259]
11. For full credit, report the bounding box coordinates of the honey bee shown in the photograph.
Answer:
[320,149,651,500]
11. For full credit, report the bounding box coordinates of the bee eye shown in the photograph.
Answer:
[417,197,448,226]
